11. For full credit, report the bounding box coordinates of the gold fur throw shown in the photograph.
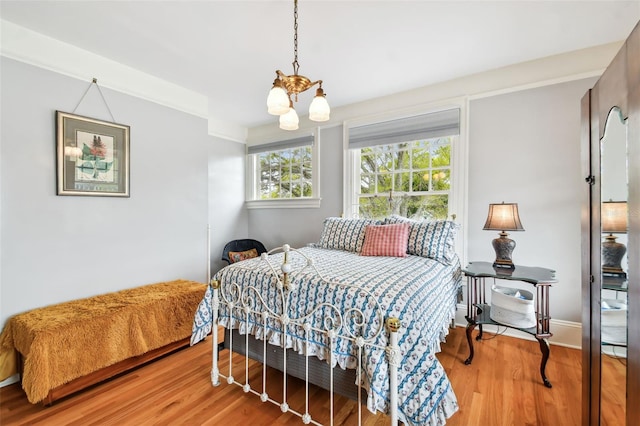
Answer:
[0,280,206,404]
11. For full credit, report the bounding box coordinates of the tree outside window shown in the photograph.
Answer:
[258,146,312,199]
[358,136,453,219]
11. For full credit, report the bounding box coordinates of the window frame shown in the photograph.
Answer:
[343,103,467,224]
[356,138,456,217]
[246,131,321,209]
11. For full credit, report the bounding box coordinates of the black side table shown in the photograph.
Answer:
[462,261,557,388]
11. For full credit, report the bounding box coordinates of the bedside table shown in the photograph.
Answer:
[462,261,557,388]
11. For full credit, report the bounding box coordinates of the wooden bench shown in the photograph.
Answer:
[0,280,207,405]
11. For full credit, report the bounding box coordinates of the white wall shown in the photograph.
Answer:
[0,31,621,382]
[208,137,248,274]
[248,125,344,250]
[247,77,597,326]
[0,57,250,387]
[467,78,597,323]
[245,45,619,340]
[0,57,210,323]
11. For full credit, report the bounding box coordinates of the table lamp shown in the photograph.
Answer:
[483,202,524,269]
[602,200,627,277]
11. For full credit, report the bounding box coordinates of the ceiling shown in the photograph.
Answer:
[1,1,639,131]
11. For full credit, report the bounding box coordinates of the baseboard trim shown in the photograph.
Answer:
[454,303,581,349]
[0,374,19,388]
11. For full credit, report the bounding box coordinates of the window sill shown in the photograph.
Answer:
[245,198,322,209]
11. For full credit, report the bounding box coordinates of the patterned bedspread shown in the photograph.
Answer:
[191,246,461,426]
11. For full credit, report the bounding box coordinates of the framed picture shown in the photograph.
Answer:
[56,111,130,197]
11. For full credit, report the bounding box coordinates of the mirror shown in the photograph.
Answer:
[600,107,628,424]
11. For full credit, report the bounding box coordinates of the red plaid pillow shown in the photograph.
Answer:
[360,223,410,257]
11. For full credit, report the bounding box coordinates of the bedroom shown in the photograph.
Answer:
[0,0,639,424]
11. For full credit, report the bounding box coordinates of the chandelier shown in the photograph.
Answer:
[266,0,330,131]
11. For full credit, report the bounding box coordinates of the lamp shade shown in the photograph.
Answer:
[267,85,290,116]
[483,202,524,232]
[309,88,330,122]
[602,201,627,234]
[279,106,299,131]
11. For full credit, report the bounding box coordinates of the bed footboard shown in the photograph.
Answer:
[209,245,400,425]
[224,328,367,401]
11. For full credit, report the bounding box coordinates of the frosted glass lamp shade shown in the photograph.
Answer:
[279,107,299,131]
[267,86,290,115]
[309,89,330,122]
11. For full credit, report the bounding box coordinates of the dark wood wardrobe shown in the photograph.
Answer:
[581,20,639,425]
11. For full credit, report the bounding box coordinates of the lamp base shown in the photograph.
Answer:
[493,258,515,269]
[602,234,626,277]
[492,232,516,269]
[602,267,627,278]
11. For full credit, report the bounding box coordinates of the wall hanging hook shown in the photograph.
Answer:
[72,77,116,123]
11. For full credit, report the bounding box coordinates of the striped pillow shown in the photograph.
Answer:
[360,223,410,257]
[384,216,459,264]
[317,217,381,252]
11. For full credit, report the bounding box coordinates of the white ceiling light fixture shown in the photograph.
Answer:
[279,99,300,131]
[267,0,330,130]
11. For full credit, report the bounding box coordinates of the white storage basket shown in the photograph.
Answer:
[601,298,627,345]
[490,285,536,329]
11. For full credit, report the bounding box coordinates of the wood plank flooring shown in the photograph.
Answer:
[0,326,614,425]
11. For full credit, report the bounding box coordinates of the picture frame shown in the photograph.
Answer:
[56,111,130,197]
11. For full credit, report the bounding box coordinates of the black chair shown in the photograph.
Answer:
[221,239,268,265]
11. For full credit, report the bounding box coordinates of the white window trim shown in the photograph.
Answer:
[245,129,321,209]
[343,100,468,261]
[245,198,321,209]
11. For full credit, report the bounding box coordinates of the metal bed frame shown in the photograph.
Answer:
[208,244,400,425]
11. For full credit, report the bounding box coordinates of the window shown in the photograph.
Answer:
[345,108,461,220]
[246,134,320,209]
[256,145,312,199]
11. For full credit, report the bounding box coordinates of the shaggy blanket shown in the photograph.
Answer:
[0,279,207,404]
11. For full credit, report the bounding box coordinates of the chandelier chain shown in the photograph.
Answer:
[267,0,329,127]
[292,0,299,75]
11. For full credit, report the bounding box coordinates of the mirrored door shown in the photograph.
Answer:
[581,19,639,426]
[599,108,628,424]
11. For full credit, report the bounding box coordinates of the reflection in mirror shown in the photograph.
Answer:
[602,200,628,276]
[600,107,628,424]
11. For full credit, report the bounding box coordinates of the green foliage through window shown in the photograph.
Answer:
[258,146,312,199]
[357,137,453,220]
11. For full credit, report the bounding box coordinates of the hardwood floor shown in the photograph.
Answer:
[0,326,595,425]
[601,350,627,426]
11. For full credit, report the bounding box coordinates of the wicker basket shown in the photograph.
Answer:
[601,298,627,345]
[490,285,536,329]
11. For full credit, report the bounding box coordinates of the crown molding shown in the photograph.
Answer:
[248,41,622,143]
[0,20,249,141]
[207,115,248,143]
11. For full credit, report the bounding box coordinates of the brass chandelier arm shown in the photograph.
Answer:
[276,70,323,96]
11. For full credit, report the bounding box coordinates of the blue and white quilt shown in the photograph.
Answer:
[191,246,461,426]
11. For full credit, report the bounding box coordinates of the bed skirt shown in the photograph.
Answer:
[225,328,366,401]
